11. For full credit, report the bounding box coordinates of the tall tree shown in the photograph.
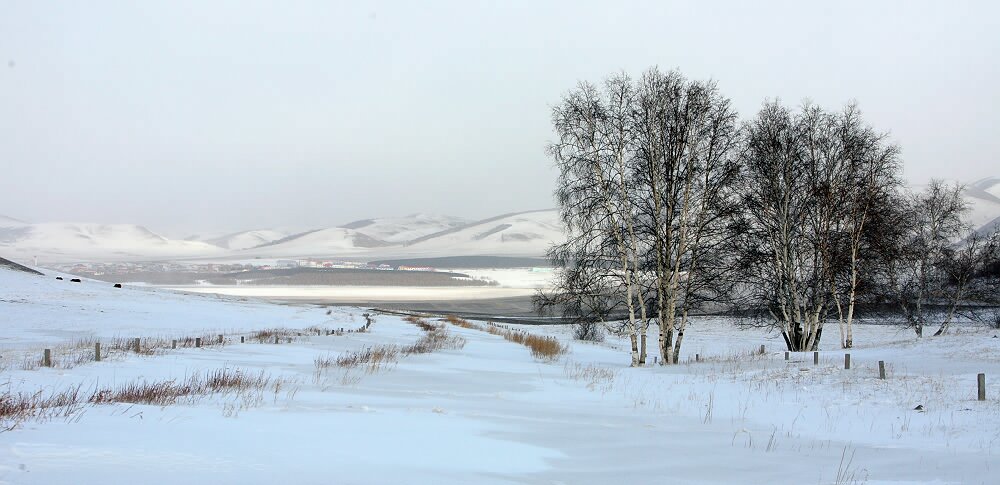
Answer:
[734,101,900,351]
[543,68,742,365]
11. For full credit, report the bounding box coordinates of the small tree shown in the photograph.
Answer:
[880,180,968,337]
[935,228,1000,334]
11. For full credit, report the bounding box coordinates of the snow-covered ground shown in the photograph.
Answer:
[2,266,999,484]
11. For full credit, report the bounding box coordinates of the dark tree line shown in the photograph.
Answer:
[538,67,1000,365]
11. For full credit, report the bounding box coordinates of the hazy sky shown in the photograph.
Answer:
[2,1,998,236]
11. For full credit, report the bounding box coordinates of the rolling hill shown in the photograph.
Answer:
[206,229,288,250]
[401,209,561,257]
[10,174,996,265]
[340,214,468,243]
[0,218,222,262]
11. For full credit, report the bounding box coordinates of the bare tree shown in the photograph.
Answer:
[542,68,741,365]
[631,69,742,364]
[546,76,647,366]
[828,104,902,348]
[733,101,900,351]
[934,229,1000,335]
[881,180,968,337]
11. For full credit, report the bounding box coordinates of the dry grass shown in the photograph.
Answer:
[564,361,617,393]
[2,368,278,430]
[0,385,87,430]
[484,323,568,361]
[438,315,567,361]
[404,326,466,355]
[442,315,478,329]
[89,368,271,406]
[249,328,298,344]
[315,345,401,375]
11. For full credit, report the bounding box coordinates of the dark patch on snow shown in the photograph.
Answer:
[0,256,43,275]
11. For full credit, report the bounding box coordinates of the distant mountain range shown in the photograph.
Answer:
[4,177,999,264]
[0,210,562,263]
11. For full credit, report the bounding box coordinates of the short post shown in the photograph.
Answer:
[653,356,658,364]
[784,351,789,361]
[878,360,886,379]
[43,348,52,367]
[274,336,279,344]
[979,373,987,401]
[813,352,819,365]
[695,353,700,362]
[844,353,851,370]
[95,342,101,362]
[171,339,177,349]
[195,337,202,348]
[759,344,766,355]
[287,337,292,343]
[218,334,224,345]
[133,337,141,353]
[240,336,245,343]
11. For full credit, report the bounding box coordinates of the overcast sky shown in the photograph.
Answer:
[2,1,998,236]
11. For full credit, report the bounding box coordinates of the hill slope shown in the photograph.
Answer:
[402,209,562,257]
[341,214,468,243]
[0,220,221,262]
[964,177,1000,235]
[206,229,288,250]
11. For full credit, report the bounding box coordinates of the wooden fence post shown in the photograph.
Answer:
[879,361,886,380]
[979,373,987,401]
[784,351,789,361]
[844,353,851,370]
[43,349,51,367]
[695,353,700,363]
[759,344,765,355]
[95,342,101,362]
[195,337,201,348]
[171,340,177,349]
[218,334,224,345]
[274,336,279,344]
[240,336,245,343]
[813,352,819,365]
[133,338,141,353]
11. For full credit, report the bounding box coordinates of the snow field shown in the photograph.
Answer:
[2,268,1000,484]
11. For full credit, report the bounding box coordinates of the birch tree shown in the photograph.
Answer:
[543,68,742,365]
[882,180,968,337]
[547,77,647,366]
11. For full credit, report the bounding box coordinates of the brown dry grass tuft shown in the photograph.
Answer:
[88,368,272,406]
[2,368,277,430]
[316,345,401,375]
[438,315,567,361]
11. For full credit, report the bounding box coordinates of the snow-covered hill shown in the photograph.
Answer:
[206,229,288,250]
[0,219,222,262]
[403,209,562,257]
[233,211,560,259]
[341,214,468,243]
[963,177,1000,235]
[241,227,393,257]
